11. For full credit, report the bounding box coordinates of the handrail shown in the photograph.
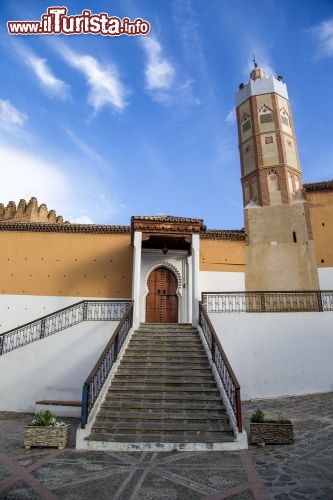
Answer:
[0,300,131,355]
[80,301,134,428]
[202,290,333,313]
[199,302,242,433]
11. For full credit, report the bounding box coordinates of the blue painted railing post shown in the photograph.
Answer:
[81,385,88,429]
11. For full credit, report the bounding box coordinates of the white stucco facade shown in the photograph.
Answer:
[199,271,245,293]
[0,320,118,412]
[209,311,333,400]
[318,267,333,290]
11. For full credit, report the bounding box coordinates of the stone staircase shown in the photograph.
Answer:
[83,323,237,451]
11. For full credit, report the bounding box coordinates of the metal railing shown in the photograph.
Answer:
[198,302,242,433]
[80,302,134,428]
[0,300,131,355]
[202,290,333,313]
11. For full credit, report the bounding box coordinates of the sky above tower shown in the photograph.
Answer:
[0,0,332,228]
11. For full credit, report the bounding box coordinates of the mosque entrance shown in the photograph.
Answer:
[146,267,178,323]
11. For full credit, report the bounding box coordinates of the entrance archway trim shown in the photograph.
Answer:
[144,261,183,296]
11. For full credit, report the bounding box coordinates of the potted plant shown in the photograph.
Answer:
[24,410,70,449]
[250,409,294,445]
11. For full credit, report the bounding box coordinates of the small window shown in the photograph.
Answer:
[281,115,289,126]
[242,120,251,133]
[292,231,297,243]
[260,113,273,124]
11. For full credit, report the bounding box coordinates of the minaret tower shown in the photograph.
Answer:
[235,62,319,290]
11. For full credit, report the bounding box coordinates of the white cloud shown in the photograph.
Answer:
[141,36,176,91]
[65,129,104,165]
[11,42,69,99]
[72,215,94,224]
[0,140,122,224]
[0,143,70,207]
[59,45,128,112]
[0,99,27,129]
[225,109,236,124]
[310,18,333,58]
[27,55,70,99]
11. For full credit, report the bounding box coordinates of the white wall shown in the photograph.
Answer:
[209,312,333,400]
[318,267,333,290]
[0,295,99,333]
[0,320,118,412]
[200,271,245,293]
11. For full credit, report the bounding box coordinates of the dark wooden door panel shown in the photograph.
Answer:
[146,267,178,323]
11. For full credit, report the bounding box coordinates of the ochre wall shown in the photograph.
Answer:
[244,203,319,291]
[200,239,245,272]
[306,190,333,268]
[0,231,132,297]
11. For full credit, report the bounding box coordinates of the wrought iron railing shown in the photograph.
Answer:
[0,300,131,355]
[202,290,333,313]
[198,302,242,433]
[80,302,134,428]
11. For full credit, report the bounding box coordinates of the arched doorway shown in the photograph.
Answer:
[146,266,178,323]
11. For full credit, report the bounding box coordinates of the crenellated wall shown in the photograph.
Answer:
[0,197,67,224]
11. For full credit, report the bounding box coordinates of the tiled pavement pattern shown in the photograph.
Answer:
[0,392,332,499]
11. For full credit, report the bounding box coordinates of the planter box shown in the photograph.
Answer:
[250,422,294,445]
[24,425,70,449]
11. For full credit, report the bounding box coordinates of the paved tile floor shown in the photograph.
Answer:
[0,392,332,499]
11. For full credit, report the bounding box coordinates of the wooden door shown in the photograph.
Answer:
[146,267,178,323]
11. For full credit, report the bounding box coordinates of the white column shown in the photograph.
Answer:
[191,234,200,325]
[187,255,192,323]
[132,231,142,328]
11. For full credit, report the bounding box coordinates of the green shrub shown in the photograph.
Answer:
[251,409,265,423]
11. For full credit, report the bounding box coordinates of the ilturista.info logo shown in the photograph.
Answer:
[7,7,151,36]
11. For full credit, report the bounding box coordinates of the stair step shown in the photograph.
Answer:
[138,323,194,328]
[96,411,229,422]
[111,379,216,386]
[114,373,213,380]
[128,342,202,348]
[126,348,204,354]
[104,392,222,401]
[92,421,232,432]
[107,385,219,393]
[101,401,225,411]
[116,369,212,376]
[123,354,208,360]
[87,432,235,443]
[119,360,210,373]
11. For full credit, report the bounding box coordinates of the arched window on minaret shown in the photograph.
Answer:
[287,171,293,194]
[241,113,251,134]
[244,180,250,205]
[294,175,300,191]
[251,176,259,203]
[280,107,290,129]
[259,104,274,125]
[267,170,280,192]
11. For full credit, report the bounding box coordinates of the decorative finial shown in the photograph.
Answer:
[253,54,258,68]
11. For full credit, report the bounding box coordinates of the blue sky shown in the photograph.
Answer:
[0,0,332,229]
